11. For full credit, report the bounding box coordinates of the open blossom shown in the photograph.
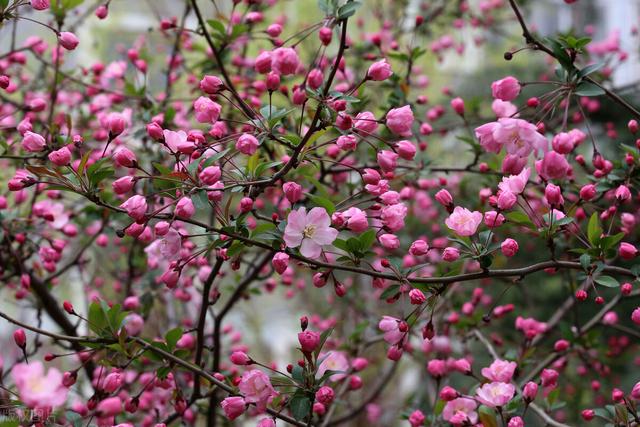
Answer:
[12,362,68,409]
[537,151,570,180]
[442,398,478,425]
[380,203,407,231]
[284,207,338,258]
[163,129,193,153]
[481,359,517,383]
[475,382,516,407]
[317,351,349,381]
[238,370,277,410]
[445,206,483,236]
[516,316,547,339]
[498,167,530,195]
[475,118,547,157]
[385,105,414,136]
[378,316,406,345]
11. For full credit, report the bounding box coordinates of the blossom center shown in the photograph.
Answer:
[302,224,317,238]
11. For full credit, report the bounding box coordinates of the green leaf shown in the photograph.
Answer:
[88,301,109,335]
[587,213,602,246]
[291,365,305,383]
[306,194,335,215]
[579,254,591,271]
[477,405,498,427]
[575,81,605,97]
[337,1,361,19]
[358,229,376,252]
[595,275,619,288]
[379,284,400,300]
[165,327,183,351]
[600,232,625,251]
[289,395,311,421]
[578,63,604,79]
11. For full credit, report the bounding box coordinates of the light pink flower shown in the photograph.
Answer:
[442,398,478,425]
[317,351,349,381]
[271,47,299,75]
[481,359,517,383]
[378,316,405,345]
[120,195,147,222]
[238,370,277,410]
[515,316,547,339]
[498,167,530,195]
[492,99,517,118]
[445,206,482,236]
[380,203,407,231]
[284,207,338,258]
[354,111,378,134]
[12,362,68,409]
[537,151,569,180]
[475,381,516,408]
[193,96,221,123]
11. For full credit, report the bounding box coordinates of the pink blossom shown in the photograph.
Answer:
[475,381,516,407]
[336,135,357,151]
[481,359,517,383]
[120,195,147,222]
[442,398,478,425]
[271,47,299,75]
[272,252,289,274]
[163,130,192,153]
[515,316,547,339]
[492,99,517,118]
[175,197,195,218]
[193,96,221,123]
[236,133,260,155]
[501,238,519,257]
[491,76,521,101]
[298,330,320,352]
[343,207,368,232]
[353,111,378,134]
[48,146,72,166]
[378,316,405,345]
[31,0,50,10]
[367,59,393,81]
[12,362,68,409]
[377,150,399,171]
[284,207,338,258]
[200,75,224,94]
[380,203,407,231]
[498,167,530,195]
[385,105,414,136]
[238,370,277,410]
[379,233,399,249]
[445,206,483,236]
[220,396,246,420]
[317,351,349,381]
[22,131,46,152]
[58,31,79,50]
[537,151,570,180]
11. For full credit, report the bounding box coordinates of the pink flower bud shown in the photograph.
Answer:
[272,252,289,275]
[435,189,453,207]
[221,396,246,420]
[450,97,465,115]
[146,122,164,140]
[283,182,303,204]
[442,247,460,262]
[200,75,224,94]
[48,146,71,166]
[112,176,135,194]
[22,131,46,152]
[619,242,638,260]
[199,166,221,185]
[31,0,50,10]
[235,133,259,155]
[409,240,429,256]
[319,27,333,45]
[62,371,77,387]
[175,197,195,218]
[97,397,122,417]
[395,140,416,160]
[439,386,458,401]
[95,4,108,19]
[113,148,137,167]
[367,59,393,81]
[63,300,74,314]
[501,238,519,257]
[523,381,538,401]
[13,329,26,348]
[409,289,427,305]
[408,410,425,427]
[581,409,595,421]
[579,184,597,201]
[106,112,126,136]
[315,386,334,405]
[379,233,399,250]
[545,183,563,205]
[615,184,631,201]
[298,330,320,353]
[631,307,640,325]
[58,31,79,50]
[491,76,521,101]
[230,351,252,365]
[239,197,253,213]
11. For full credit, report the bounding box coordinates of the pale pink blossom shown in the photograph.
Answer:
[475,381,516,408]
[284,207,338,258]
[12,362,68,409]
[445,206,483,236]
[442,398,478,425]
[238,369,277,411]
[481,359,517,383]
